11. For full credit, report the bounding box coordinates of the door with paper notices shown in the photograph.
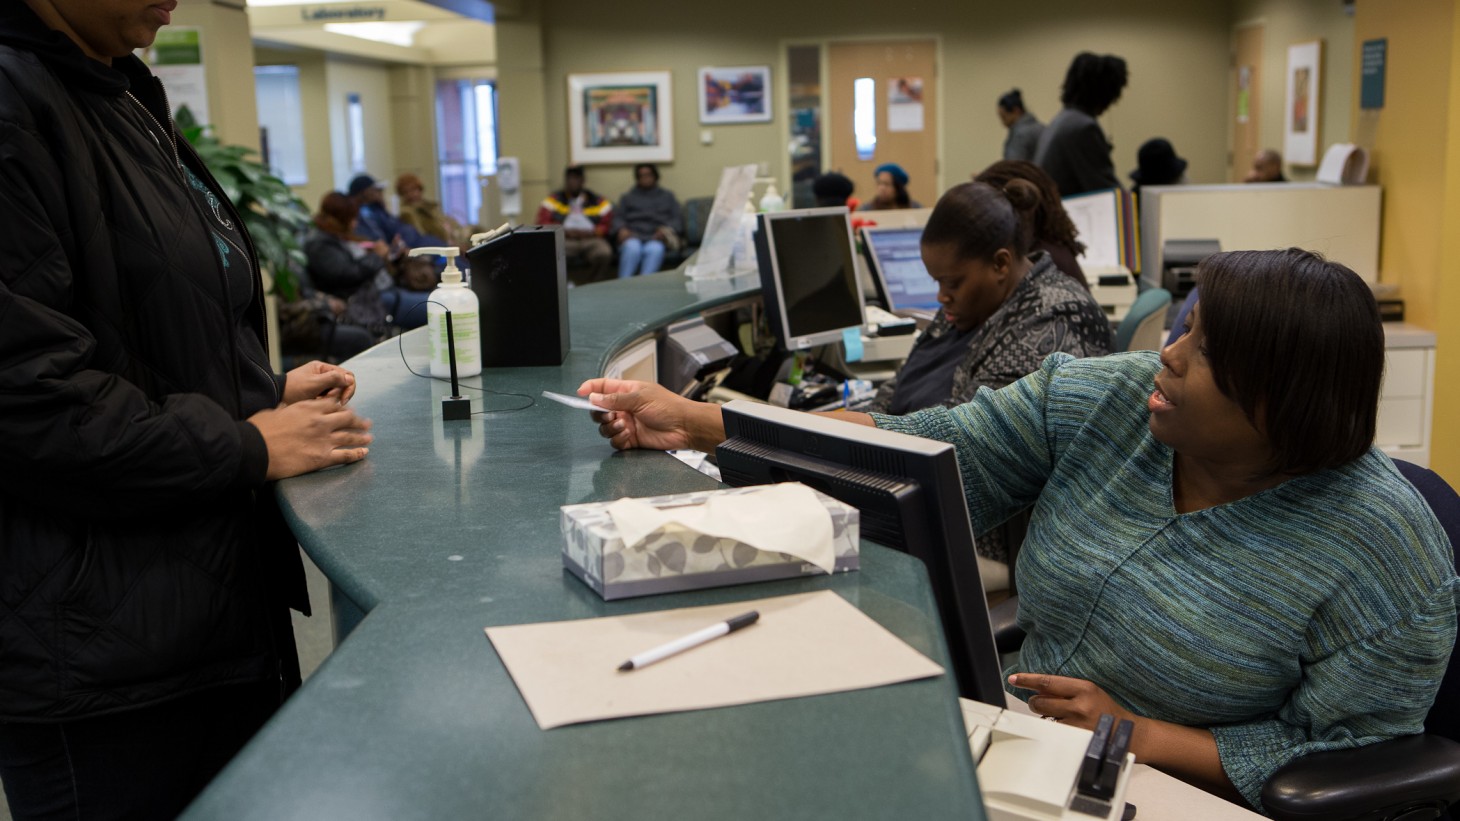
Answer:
[827,40,940,210]
[1230,23,1264,182]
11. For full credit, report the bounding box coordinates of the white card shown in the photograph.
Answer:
[541,390,610,413]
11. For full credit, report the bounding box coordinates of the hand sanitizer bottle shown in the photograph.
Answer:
[412,247,481,378]
[758,181,785,213]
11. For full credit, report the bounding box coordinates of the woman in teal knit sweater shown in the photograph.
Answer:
[577,248,1457,810]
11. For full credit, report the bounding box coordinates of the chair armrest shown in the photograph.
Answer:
[988,596,1025,656]
[1262,734,1460,821]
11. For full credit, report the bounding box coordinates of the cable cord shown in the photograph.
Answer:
[393,298,535,415]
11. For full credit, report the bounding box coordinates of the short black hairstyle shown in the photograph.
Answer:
[812,172,854,206]
[1195,248,1384,476]
[921,180,1040,263]
[564,165,586,180]
[633,163,659,181]
[997,89,1025,113]
[1060,52,1128,116]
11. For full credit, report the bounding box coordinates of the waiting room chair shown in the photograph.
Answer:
[1114,287,1172,352]
[989,459,1460,820]
[1165,287,1199,348]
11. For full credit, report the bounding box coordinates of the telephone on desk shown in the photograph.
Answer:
[962,700,1137,821]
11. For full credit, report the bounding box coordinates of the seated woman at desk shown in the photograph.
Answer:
[865,179,1110,419]
[576,248,1456,811]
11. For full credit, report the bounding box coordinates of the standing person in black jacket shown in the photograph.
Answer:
[0,2,374,818]
[1034,52,1129,196]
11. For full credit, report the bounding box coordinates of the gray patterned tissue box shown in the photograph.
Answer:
[560,486,860,600]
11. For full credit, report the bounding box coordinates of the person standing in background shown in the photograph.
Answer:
[538,165,615,282]
[0,1,374,817]
[614,163,683,278]
[1034,52,1129,196]
[998,89,1045,162]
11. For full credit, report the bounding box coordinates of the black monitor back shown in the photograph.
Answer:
[465,225,570,367]
[715,401,1005,706]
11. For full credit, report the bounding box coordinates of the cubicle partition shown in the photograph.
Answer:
[179,270,986,821]
[1138,183,1382,288]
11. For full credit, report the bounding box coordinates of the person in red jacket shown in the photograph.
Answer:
[536,165,615,281]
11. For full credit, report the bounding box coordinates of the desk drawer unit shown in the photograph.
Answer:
[1375,345,1434,466]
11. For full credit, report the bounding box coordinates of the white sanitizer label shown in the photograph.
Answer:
[432,311,480,369]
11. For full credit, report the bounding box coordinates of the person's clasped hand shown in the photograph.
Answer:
[1009,673,1137,731]
[248,360,373,480]
[284,360,358,405]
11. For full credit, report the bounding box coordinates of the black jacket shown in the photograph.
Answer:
[0,5,306,721]
[304,228,390,298]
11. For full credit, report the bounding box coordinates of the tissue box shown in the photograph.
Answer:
[561,486,860,600]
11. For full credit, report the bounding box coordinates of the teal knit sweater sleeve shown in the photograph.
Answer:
[872,351,1459,811]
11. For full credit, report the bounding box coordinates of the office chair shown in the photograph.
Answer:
[1165,287,1199,348]
[989,459,1460,819]
[1114,287,1172,352]
[1262,459,1460,821]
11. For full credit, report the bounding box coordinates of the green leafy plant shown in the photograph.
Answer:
[175,105,309,301]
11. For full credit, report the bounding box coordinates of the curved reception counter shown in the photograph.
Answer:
[180,269,984,820]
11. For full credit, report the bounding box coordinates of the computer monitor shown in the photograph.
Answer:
[861,226,940,316]
[754,207,866,351]
[715,400,1005,707]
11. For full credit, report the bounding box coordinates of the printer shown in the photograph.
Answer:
[962,699,1136,821]
[1160,239,1221,301]
[1082,266,1138,324]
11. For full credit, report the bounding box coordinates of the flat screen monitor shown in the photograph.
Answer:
[715,400,1005,707]
[861,226,940,316]
[754,207,866,351]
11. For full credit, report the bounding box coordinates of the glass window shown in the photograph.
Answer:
[254,65,308,186]
[346,92,366,176]
[787,44,822,209]
[435,78,498,227]
[854,77,876,161]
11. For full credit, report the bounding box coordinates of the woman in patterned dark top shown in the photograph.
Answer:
[867,179,1111,418]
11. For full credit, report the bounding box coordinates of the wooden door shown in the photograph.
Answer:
[827,40,939,208]
[1230,24,1264,182]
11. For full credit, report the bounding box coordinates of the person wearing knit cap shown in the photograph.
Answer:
[859,162,922,210]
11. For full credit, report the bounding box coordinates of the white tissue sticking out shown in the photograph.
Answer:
[605,483,836,575]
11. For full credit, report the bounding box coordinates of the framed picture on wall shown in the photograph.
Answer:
[567,71,674,164]
[697,66,772,125]
[1284,40,1322,166]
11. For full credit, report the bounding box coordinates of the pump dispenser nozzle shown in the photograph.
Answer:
[409,246,463,285]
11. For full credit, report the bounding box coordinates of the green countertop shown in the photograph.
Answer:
[181,269,985,820]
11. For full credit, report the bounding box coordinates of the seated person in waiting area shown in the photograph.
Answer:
[576,247,1457,812]
[614,163,683,278]
[304,192,428,330]
[347,173,447,250]
[858,162,922,210]
[537,165,615,281]
[396,172,474,249]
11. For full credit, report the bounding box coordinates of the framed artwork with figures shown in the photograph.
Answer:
[568,71,674,164]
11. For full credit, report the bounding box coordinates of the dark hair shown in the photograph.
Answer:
[633,163,659,181]
[565,165,586,180]
[314,191,360,239]
[974,160,1086,259]
[812,171,854,206]
[1060,52,1129,116]
[921,180,1039,263]
[1196,248,1383,476]
[997,88,1025,113]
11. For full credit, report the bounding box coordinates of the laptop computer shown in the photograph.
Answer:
[860,225,939,322]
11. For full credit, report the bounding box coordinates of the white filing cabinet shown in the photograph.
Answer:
[1377,324,1437,467]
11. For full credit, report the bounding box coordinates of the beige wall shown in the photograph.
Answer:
[255,48,334,211]
[325,58,399,195]
[1352,0,1459,480]
[1231,0,1354,181]
[533,0,1233,204]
